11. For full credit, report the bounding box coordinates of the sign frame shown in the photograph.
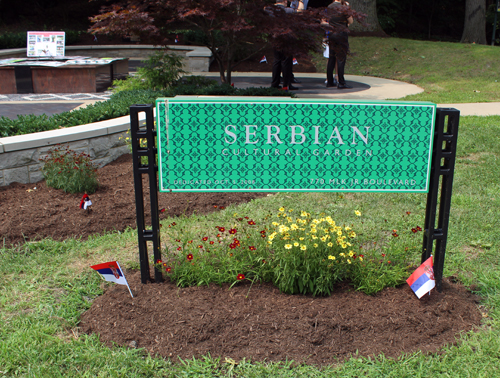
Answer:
[130,101,459,293]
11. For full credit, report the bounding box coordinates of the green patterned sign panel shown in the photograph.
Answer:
[156,97,436,192]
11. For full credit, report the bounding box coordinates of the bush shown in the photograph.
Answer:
[112,50,186,92]
[40,145,99,194]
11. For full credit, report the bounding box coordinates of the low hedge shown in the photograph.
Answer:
[0,85,293,138]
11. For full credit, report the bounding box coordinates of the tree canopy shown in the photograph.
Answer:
[89,0,366,82]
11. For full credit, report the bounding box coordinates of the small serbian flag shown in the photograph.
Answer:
[80,194,92,210]
[175,34,179,43]
[260,55,267,63]
[292,57,298,65]
[407,256,435,298]
[90,261,133,297]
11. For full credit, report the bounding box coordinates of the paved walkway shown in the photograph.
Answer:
[1,73,499,119]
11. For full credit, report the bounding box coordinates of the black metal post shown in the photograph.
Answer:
[492,0,499,46]
[130,104,163,284]
[422,108,460,292]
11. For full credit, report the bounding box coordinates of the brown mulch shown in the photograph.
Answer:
[1,125,483,365]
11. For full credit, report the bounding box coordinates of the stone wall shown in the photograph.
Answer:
[0,113,145,186]
[0,45,213,72]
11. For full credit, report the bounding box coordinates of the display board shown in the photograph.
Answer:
[156,98,436,193]
[27,31,65,57]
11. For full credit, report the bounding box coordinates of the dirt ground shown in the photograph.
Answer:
[0,154,484,365]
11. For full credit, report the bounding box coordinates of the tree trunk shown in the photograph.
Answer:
[461,0,487,44]
[346,0,384,34]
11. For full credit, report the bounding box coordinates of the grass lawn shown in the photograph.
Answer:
[1,115,500,376]
[312,37,500,104]
[1,36,500,377]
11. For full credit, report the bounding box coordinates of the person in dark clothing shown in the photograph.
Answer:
[326,0,353,89]
[270,0,299,90]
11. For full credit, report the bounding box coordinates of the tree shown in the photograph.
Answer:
[461,0,487,43]
[345,0,384,34]
[89,0,365,83]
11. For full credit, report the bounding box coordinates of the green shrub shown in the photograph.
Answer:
[112,50,186,93]
[40,145,99,194]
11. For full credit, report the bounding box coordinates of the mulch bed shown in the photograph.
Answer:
[1,144,483,366]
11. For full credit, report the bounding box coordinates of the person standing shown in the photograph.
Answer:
[271,1,299,90]
[326,0,353,89]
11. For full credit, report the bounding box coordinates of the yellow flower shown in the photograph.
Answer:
[341,243,347,249]
[268,241,273,245]
[301,211,308,217]
[355,210,361,216]
[272,222,279,226]
[300,245,307,251]
[299,237,305,240]
[345,226,351,231]
[349,231,356,238]
[327,242,333,247]
[359,256,364,262]
[320,236,327,242]
[279,207,285,212]
[294,242,299,247]
[348,250,354,257]
[347,259,351,264]
[314,243,319,248]
[287,217,293,222]
[328,255,336,260]
[289,209,294,212]
[285,244,292,249]
[311,235,318,240]
[337,230,342,236]
[290,224,299,230]
[339,252,345,257]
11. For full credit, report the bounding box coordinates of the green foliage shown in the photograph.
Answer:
[154,206,414,297]
[112,50,186,92]
[40,145,98,194]
[268,207,361,296]
[0,31,26,49]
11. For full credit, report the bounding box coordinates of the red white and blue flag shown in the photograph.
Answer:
[90,261,133,297]
[292,57,298,65]
[407,256,435,298]
[260,55,267,63]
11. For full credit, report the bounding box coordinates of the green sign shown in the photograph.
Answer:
[156,97,436,193]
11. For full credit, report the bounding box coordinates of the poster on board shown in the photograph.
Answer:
[27,31,65,58]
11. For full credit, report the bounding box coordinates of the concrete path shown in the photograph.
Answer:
[1,72,499,119]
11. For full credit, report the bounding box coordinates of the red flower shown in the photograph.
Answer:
[175,239,181,242]
[209,241,215,245]
[359,254,364,258]
[219,206,225,210]
[202,237,208,241]
[229,243,237,249]
[213,205,218,208]
[381,253,386,257]
[172,222,176,226]
[233,239,240,246]
[392,233,399,237]
[237,274,245,280]
[188,240,193,244]
[406,211,411,215]
[244,217,249,219]
[163,262,168,267]
[187,254,193,261]
[217,227,225,232]
[416,226,422,231]
[249,246,256,251]
[165,267,172,273]
[177,247,182,251]
[156,259,162,264]
[411,228,417,233]
[160,208,166,213]
[248,220,256,225]
[262,259,266,264]
[198,245,203,249]
[237,218,243,221]
[261,234,267,238]
[260,230,266,234]
[229,228,237,234]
